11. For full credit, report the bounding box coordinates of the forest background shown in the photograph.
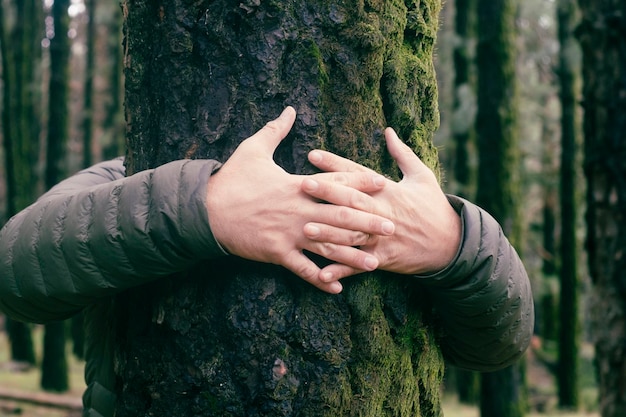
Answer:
[0,0,623,416]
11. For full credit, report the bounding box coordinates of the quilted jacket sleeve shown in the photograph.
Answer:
[418,195,534,372]
[0,158,225,324]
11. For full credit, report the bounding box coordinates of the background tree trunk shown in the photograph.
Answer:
[450,0,479,403]
[100,0,125,161]
[41,0,71,393]
[475,0,525,416]
[116,1,445,416]
[0,0,43,367]
[451,0,476,199]
[556,0,580,409]
[40,321,69,392]
[577,0,626,415]
[81,0,96,167]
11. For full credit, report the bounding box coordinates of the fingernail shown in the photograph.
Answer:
[364,256,378,270]
[329,282,343,293]
[279,106,294,119]
[303,178,319,191]
[373,175,385,187]
[309,151,322,163]
[382,221,395,235]
[321,271,333,282]
[305,224,321,237]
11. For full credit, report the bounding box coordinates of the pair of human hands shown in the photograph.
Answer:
[206,107,461,294]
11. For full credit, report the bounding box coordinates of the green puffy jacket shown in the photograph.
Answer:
[0,158,533,417]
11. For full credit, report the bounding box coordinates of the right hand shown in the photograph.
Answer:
[206,107,396,293]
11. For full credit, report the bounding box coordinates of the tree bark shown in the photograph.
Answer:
[116,1,445,416]
[475,0,525,416]
[577,0,626,415]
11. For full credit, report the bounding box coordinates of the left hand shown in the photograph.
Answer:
[302,127,462,283]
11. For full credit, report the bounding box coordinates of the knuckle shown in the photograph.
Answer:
[333,173,348,185]
[348,191,369,211]
[295,262,318,281]
[336,206,353,223]
[351,231,370,246]
[263,119,281,132]
[319,242,337,257]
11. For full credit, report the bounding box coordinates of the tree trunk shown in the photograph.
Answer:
[41,0,72,393]
[82,0,96,167]
[116,1,445,416]
[450,0,479,402]
[451,0,476,199]
[40,320,69,393]
[45,0,70,189]
[556,0,580,409]
[577,0,626,415]
[100,0,125,161]
[475,0,525,416]
[0,0,42,367]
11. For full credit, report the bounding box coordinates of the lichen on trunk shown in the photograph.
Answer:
[116,1,444,416]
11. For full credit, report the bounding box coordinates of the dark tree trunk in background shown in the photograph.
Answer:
[71,311,85,360]
[451,0,479,403]
[0,0,43,367]
[556,0,581,409]
[45,0,70,189]
[101,0,124,161]
[40,321,69,392]
[577,0,626,415]
[539,77,560,344]
[4,319,36,365]
[41,0,72,393]
[451,0,476,199]
[541,189,558,342]
[82,0,96,167]
[116,1,445,416]
[475,0,525,416]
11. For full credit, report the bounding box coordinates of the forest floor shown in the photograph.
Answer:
[0,327,599,417]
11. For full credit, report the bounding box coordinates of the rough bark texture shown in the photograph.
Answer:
[116,1,445,416]
[475,0,524,416]
[577,0,626,415]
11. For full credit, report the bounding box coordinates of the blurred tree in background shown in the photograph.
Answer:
[475,0,525,416]
[40,0,71,393]
[577,0,626,416]
[556,0,581,409]
[0,0,43,368]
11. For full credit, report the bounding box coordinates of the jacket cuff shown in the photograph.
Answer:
[152,159,229,260]
[414,195,481,289]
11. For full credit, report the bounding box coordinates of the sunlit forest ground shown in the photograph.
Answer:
[0,327,599,417]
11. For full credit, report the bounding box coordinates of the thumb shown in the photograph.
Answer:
[247,106,297,155]
[384,127,430,179]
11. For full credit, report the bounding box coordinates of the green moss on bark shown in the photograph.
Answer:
[118,1,445,416]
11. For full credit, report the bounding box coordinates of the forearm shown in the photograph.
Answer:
[418,196,534,372]
[0,159,226,323]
